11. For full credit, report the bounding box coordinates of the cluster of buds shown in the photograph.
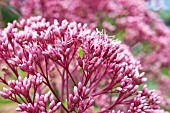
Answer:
[67,82,94,112]
[0,72,61,113]
[33,92,61,113]
[0,16,164,112]
[0,74,42,100]
[16,92,61,113]
[128,85,160,112]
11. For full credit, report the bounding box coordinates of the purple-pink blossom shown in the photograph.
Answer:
[0,16,164,112]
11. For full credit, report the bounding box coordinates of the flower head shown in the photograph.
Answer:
[0,16,162,112]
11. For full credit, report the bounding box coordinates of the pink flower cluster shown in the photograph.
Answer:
[0,16,163,112]
[0,75,61,112]
[67,82,94,112]
[9,0,170,69]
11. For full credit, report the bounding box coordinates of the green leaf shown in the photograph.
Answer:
[0,5,19,27]
[137,80,158,92]
[18,68,26,79]
[0,98,14,105]
[78,47,84,58]
[146,80,158,90]
[94,102,99,112]
[142,41,152,53]
[132,43,143,56]
[62,100,68,108]
[161,66,170,77]
[0,95,27,105]
[132,41,153,56]
[158,11,170,25]
[104,16,116,25]
[114,30,125,41]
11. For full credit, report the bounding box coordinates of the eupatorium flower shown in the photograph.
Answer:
[7,0,170,110]
[0,16,162,112]
[8,0,170,75]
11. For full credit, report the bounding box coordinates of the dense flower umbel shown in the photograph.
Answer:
[9,0,170,97]
[0,16,161,112]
